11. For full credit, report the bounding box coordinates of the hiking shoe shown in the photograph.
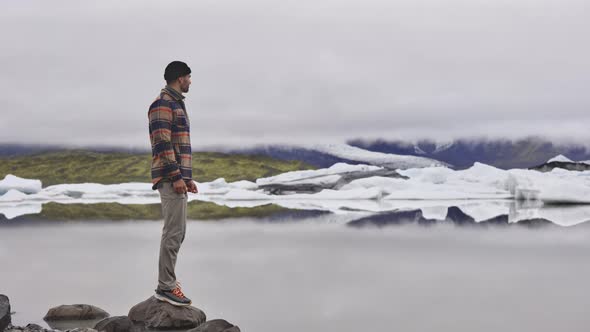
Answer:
[154,285,192,306]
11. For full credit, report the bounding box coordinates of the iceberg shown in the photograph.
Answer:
[0,174,42,195]
[3,161,590,226]
[0,189,29,202]
[256,163,382,186]
[0,203,42,220]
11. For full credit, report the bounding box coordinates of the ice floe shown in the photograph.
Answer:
[0,174,42,195]
[2,161,590,226]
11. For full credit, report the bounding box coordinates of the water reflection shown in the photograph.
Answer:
[2,220,589,332]
[0,201,293,223]
[0,200,589,227]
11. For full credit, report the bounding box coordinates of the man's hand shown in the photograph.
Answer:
[173,179,188,194]
[186,180,199,194]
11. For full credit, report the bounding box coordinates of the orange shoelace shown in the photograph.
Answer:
[172,286,186,299]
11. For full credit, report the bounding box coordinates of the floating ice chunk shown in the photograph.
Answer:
[208,178,229,188]
[507,168,590,203]
[223,189,272,200]
[458,201,513,222]
[195,178,232,195]
[229,180,258,190]
[0,174,42,195]
[420,205,448,220]
[397,166,454,184]
[43,182,152,195]
[288,187,383,200]
[257,163,382,185]
[509,203,590,227]
[339,177,410,194]
[0,203,42,220]
[0,189,29,202]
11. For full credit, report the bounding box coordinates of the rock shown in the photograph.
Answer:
[94,316,136,332]
[348,209,435,227]
[3,324,55,332]
[187,319,240,332]
[529,161,590,172]
[43,304,109,321]
[347,206,559,228]
[4,324,22,332]
[1,295,11,332]
[128,296,206,330]
[444,206,476,225]
[45,320,103,331]
[24,324,45,331]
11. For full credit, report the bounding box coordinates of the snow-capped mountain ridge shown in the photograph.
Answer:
[306,143,449,169]
[547,154,573,163]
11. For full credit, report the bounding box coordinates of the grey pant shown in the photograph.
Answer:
[157,181,188,291]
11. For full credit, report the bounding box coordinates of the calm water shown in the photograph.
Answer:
[1,215,589,332]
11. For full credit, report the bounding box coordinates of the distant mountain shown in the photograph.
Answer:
[227,144,446,169]
[529,154,590,173]
[4,136,590,170]
[347,137,590,169]
[305,143,446,169]
[0,143,149,157]
[0,143,64,157]
[229,137,590,170]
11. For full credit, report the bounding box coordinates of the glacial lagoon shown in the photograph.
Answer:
[1,210,590,332]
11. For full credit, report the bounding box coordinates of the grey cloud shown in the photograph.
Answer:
[1,0,589,149]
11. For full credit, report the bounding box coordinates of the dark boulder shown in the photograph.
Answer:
[43,305,109,321]
[94,316,137,332]
[0,295,11,332]
[348,209,436,227]
[187,319,240,332]
[529,161,590,173]
[128,296,206,330]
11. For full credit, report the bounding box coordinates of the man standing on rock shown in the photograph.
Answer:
[148,61,198,306]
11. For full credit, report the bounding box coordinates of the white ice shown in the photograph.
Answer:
[2,162,590,226]
[306,143,448,169]
[547,154,574,163]
[0,174,42,195]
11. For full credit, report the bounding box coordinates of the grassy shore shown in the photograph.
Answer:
[0,150,314,186]
[0,150,315,220]
[6,201,289,221]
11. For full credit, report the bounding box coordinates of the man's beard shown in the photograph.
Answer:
[181,86,189,93]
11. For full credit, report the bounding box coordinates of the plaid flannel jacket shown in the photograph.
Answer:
[148,86,192,190]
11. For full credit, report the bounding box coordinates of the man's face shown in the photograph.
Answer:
[178,74,192,93]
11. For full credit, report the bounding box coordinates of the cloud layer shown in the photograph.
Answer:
[1,0,589,149]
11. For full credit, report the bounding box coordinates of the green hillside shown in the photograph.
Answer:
[8,201,289,221]
[0,150,314,186]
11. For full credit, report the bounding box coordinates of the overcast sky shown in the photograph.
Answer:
[1,0,589,149]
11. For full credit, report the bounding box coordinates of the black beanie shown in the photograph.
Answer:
[164,61,191,82]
